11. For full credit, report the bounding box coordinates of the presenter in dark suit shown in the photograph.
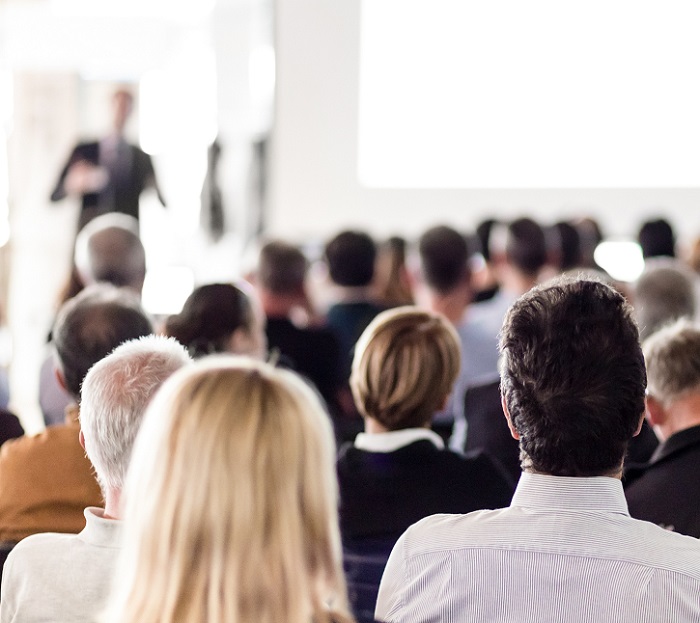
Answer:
[50,89,165,231]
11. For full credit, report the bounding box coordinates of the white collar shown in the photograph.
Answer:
[354,428,445,453]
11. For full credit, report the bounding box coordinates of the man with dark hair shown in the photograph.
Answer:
[414,226,501,441]
[324,230,384,378]
[638,217,676,259]
[376,278,700,623]
[255,240,344,422]
[0,285,153,544]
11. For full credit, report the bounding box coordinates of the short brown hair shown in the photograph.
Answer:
[258,241,308,294]
[350,307,460,430]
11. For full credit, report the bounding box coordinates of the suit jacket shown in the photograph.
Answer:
[624,424,700,537]
[51,140,163,229]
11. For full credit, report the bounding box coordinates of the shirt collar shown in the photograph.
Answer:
[511,472,629,515]
[354,428,445,453]
[80,507,122,548]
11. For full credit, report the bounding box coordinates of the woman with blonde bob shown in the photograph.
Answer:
[103,357,354,623]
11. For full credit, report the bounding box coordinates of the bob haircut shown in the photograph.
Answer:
[351,306,461,430]
[103,357,351,623]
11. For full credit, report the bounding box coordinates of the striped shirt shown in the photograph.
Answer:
[376,472,700,622]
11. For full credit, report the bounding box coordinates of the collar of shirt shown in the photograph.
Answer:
[354,428,444,453]
[511,472,629,515]
[81,507,122,548]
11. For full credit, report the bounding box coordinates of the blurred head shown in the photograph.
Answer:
[324,230,376,287]
[644,319,700,408]
[634,258,696,341]
[165,283,266,359]
[638,218,675,259]
[553,221,582,272]
[80,336,191,494]
[351,307,461,430]
[499,277,646,476]
[53,285,153,400]
[257,241,308,295]
[74,213,146,294]
[112,88,134,134]
[503,218,547,277]
[418,226,470,295]
[105,357,348,623]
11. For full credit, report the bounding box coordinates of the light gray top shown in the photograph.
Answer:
[1,507,121,623]
[376,472,700,622]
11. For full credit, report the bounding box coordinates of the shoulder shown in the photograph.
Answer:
[5,531,76,575]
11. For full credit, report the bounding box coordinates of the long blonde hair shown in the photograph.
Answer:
[103,357,351,623]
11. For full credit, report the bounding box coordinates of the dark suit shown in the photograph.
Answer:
[51,139,163,230]
[624,424,700,537]
[337,438,514,621]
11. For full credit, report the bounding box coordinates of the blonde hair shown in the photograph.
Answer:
[103,357,351,623]
[351,306,461,429]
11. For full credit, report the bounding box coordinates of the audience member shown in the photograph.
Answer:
[471,219,500,303]
[413,225,500,440]
[41,213,147,426]
[255,240,344,418]
[0,285,152,546]
[638,217,676,259]
[1,336,190,622]
[338,307,513,621]
[625,320,700,537]
[324,230,384,377]
[373,236,413,308]
[103,358,354,623]
[165,283,266,359]
[552,220,582,272]
[633,258,697,341]
[376,278,700,623]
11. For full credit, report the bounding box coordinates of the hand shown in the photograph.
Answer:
[64,161,109,195]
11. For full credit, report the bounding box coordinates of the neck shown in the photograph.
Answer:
[103,488,122,520]
[498,264,538,295]
[426,289,470,324]
[656,394,700,441]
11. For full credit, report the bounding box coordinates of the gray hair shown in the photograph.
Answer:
[80,335,192,492]
[74,213,146,293]
[644,319,700,406]
[634,258,697,341]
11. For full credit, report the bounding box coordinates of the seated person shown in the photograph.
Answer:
[625,320,700,537]
[164,283,266,360]
[337,307,514,620]
[102,358,355,623]
[254,240,345,418]
[0,286,153,545]
[324,230,385,377]
[1,336,190,623]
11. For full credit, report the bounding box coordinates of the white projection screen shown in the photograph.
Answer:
[358,0,700,189]
[271,0,700,240]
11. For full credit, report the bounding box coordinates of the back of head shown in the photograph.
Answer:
[634,258,697,341]
[499,277,646,476]
[476,219,499,263]
[80,335,191,493]
[644,319,700,407]
[257,241,308,294]
[504,217,547,277]
[106,357,348,623]
[553,221,582,271]
[638,218,675,259]
[74,213,146,294]
[53,285,154,400]
[351,306,461,430]
[165,283,254,358]
[418,226,470,294]
[325,230,376,287]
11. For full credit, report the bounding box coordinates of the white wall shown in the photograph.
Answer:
[270,0,700,242]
